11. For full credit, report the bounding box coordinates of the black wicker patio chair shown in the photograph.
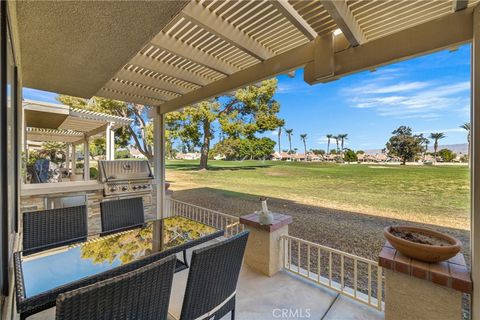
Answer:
[23,205,87,254]
[55,255,176,320]
[170,231,249,320]
[100,197,145,234]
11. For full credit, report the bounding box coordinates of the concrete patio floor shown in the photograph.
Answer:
[25,239,384,320]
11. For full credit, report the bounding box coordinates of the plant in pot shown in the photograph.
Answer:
[384,226,462,263]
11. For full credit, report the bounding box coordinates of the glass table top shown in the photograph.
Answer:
[20,216,219,298]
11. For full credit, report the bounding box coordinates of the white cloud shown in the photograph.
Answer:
[343,74,470,119]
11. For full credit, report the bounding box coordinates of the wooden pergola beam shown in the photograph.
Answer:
[130,54,212,87]
[320,0,366,46]
[159,42,314,114]
[270,0,317,41]
[159,7,474,113]
[115,68,193,95]
[453,0,468,12]
[305,6,473,83]
[99,87,163,107]
[104,79,174,102]
[181,1,275,61]
[150,32,240,75]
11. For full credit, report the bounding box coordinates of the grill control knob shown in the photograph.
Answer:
[143,185,148,189]
[122,186,128,191]
[110,187,116,192]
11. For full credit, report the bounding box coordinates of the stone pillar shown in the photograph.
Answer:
[379,241,471,320]
[239,213,292,277]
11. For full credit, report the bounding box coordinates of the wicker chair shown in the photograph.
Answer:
[23,205,88,254]
[55,255,176,320]
[100,197,145,234]
[171,231,249,320]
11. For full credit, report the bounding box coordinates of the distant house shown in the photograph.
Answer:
[271,152,293,161]
[323,154,337,162]
[307,152,323,162]
[129,147,146,159]
[176,152,201,160]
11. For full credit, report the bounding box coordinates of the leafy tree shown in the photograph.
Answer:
[285,129,293,152]
[167,79,283,169]
[57,95,152,159]
[326,134,333,154]
[343,149,358,162]
[438,148,457,162]
[167,100,219,170]
[429,132,446,164]
[386,126,424,165]
[356,150,365,154]
[300,134,307,159]
[211,137,275,160]
[38,142,66,165]
[219,78,284,139]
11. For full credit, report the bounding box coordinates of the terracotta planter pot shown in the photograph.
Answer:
[384,226,461,263]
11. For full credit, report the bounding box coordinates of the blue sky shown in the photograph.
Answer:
[23,44,471,151]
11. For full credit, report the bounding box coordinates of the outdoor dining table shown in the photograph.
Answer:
[14,216,224,319]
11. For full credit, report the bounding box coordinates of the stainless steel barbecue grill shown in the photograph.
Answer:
[98,160,154,197]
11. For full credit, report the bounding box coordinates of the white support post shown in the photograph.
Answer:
[72,144,76,174]
[153,111,166,219]
[65,143,70,172]
[105,123,115,160]
[472,7,480,319]
[83,135,90,181]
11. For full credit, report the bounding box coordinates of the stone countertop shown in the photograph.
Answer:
[379,241,472,293]
[21,181,103,196]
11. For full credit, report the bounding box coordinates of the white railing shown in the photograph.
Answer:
[167,198,244,237]
[282,235,383,311]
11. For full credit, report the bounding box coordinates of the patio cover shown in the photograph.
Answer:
[23,100,132,143]
[15,0,478,115]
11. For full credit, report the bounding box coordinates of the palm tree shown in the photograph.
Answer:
[338,134,348,155]
[460,122,470,159]
[429,132,446,164]
[285,129,294,152]
[326,134,333,154]
[300,134,307,161]
[277,126,283,153]
[423,138,430,161]
[333,135,340,153]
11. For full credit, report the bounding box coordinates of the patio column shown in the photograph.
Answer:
[65,143,70,172]
[105,122,115,160]
[471,6,480,318]
[83,135,90,181]
[153,111,166,219]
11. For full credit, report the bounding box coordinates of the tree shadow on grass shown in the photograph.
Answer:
[170,187,471,264]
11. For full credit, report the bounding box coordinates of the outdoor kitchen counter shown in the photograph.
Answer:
[21,181,103,196]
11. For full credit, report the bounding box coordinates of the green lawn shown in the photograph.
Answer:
[166,160,470,230]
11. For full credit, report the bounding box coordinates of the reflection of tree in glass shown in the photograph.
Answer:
[80,217,217,265]
[163,217,217,249]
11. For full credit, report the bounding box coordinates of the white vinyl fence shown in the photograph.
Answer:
[167,198,383,311]
[167,198,244,237]
[282,235,384,310]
